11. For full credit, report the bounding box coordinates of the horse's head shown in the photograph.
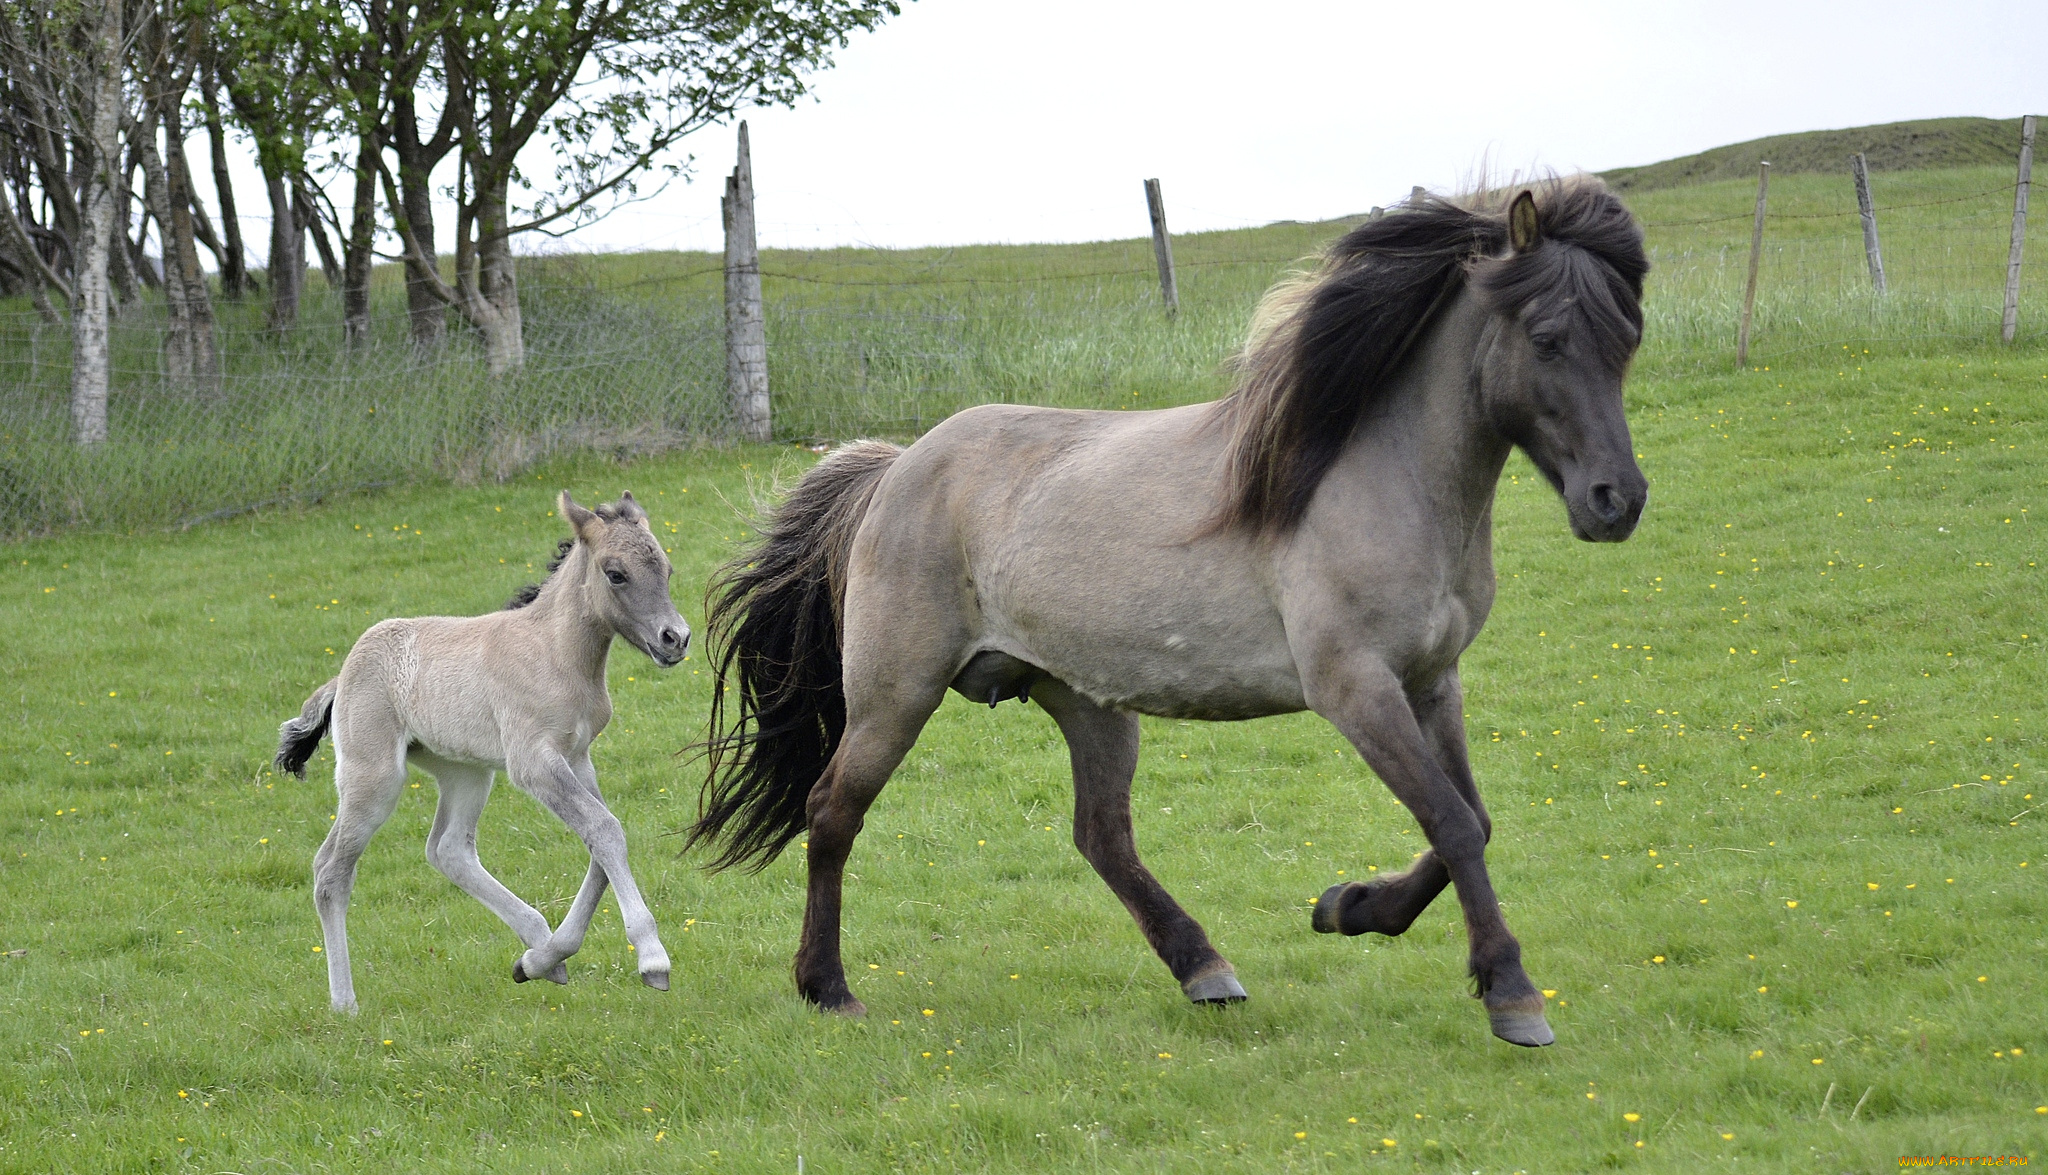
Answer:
[561,490,691,667]
[1472,185,1649,542]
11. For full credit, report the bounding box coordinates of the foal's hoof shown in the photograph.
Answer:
[1488,1008,1556,1048]
[1182,963,1248,1005]
[511,956,569,985]
[641,969,670,992]
[1311,880,1415,937]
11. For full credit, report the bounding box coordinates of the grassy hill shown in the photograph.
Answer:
[1601,117,2031,192]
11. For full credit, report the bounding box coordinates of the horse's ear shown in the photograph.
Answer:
[559,491,601,542]
[615,491,647,522]
[1508,190,1541,252]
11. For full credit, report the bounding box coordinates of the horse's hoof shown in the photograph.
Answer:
[1184,970,1248,1005]
[641,969,670,992]
[1489,1008,1555,1047]
[1311,883,1356,933]
[1312,880,1414,937]
[512,957,531,983]
[811,994,865,1018]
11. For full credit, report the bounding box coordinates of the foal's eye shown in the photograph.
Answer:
[605,569,628,586]
[1530,334,1561,360]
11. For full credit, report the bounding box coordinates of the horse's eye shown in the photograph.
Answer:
[1530,334,1561,360]
[605,569,628,586]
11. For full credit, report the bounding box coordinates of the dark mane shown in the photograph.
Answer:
[1213,175,1648,533]
[503,538,577,610]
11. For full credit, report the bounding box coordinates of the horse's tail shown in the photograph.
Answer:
[688,440,902,873]
[276,677,339,779]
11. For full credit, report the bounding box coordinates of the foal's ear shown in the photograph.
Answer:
[615,491,647,523]
[1508,190,1541,252]
[559,491,602,542]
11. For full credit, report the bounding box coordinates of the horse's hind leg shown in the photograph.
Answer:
[1313,669,1481,938]
[313,732,407,1014]
[420,762,566,985]
[794,704,939,1014]
[1033,679,1245,1005]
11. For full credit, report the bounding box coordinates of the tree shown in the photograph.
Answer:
[0,0,134,444]
[384,0,900,376]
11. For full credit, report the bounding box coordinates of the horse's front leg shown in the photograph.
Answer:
[1312,667,1486,937]
[509,750,671,991]
[1309,660,1550,1047]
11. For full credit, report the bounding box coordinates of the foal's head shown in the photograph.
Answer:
[560,491,690,667]
[1470,181,1649,541]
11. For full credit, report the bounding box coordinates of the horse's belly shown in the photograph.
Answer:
[994,603,1305,721]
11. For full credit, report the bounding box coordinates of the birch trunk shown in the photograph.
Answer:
[471,171,523,376]
[69,0,122,446]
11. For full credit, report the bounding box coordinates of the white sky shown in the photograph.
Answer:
[217,0,2047,260]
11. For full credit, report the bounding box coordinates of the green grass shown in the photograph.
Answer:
[3,346,2045,1171]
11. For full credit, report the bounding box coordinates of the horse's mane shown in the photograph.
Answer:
[1212,174,1648,533]
[504,539,577,610]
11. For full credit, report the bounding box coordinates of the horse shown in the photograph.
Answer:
[274,491,690,1013]
[691,177,1649,1047]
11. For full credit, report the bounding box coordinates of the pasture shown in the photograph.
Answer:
[3,343,2045,1171]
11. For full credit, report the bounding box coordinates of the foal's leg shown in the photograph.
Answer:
[1313,668,1486,937]
[421,763,567,985]
[312,735,408,1014]
[1033,679,1245,1004]
[1309,660,1550,1046]
[508,751,671,990]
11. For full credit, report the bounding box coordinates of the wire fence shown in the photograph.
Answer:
[2,164,2044,537]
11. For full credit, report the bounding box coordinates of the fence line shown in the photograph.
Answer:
[4,162,2046,537]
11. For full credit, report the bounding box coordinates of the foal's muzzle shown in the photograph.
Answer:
[647,623,690,667]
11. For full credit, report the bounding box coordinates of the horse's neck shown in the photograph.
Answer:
[522,547,614,685]
[1360,289,1512,545]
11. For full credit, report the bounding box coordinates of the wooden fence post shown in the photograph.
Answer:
[1736,161,1769,368]
[1143,178,1178,316]
[1850,152,1886,293]
[724,121,770,441]
[2003,115,2037,344]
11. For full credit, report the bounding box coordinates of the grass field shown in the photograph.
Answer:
[3,340,2045,1171]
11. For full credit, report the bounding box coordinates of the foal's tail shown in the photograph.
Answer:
[275,677,338,779]
[688,440,902,872]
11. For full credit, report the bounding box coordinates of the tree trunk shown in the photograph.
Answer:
[296,179,341,290]
[200,65,249,298]
[264,167,300,331]
[472,171,523,376]
[161,109,221,392]
[136,119,194,386]
[389,91,450,351]
[342,136,376,348]
[69,0,122,447]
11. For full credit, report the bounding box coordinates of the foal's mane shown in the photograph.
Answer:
[1212,175,1648,533]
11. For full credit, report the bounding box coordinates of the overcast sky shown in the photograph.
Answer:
[272,0,2047,258]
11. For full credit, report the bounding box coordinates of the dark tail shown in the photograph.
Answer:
[688,440,902,872]
[276,678,338,778]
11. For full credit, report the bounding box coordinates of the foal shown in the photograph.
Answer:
[276,492,688,1013]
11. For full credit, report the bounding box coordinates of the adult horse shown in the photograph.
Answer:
[694,178,1648,1047]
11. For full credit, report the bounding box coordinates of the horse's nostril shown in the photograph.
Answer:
[1589,483,1626,524]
